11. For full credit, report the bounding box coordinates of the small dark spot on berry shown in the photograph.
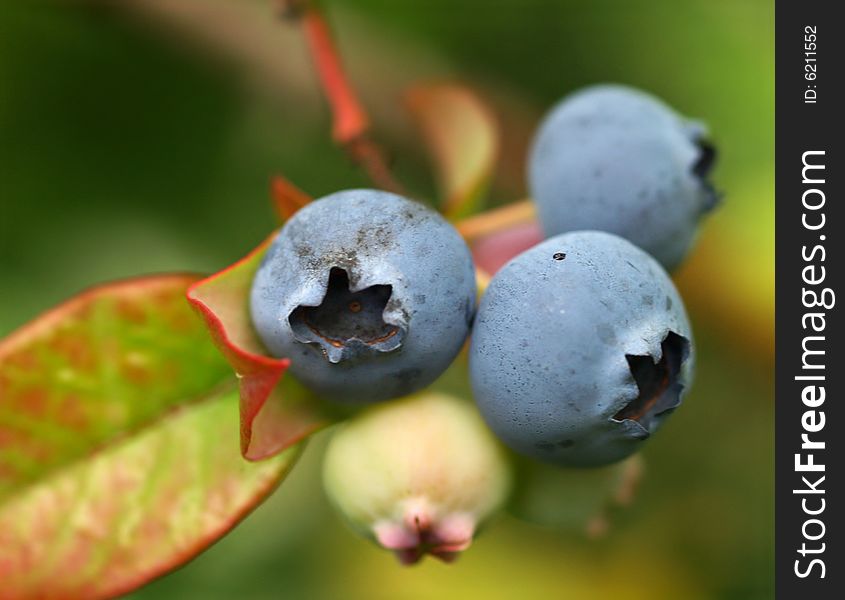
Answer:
[596,323,616,344]
[553,252,566,261]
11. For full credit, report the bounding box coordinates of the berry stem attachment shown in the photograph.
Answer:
[281,1,405,194]
[455,199,536,242]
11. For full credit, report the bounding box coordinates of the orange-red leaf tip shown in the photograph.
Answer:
[187,234,329,461]
[270,175,313,223]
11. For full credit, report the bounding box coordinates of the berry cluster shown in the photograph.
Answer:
[250,84,716,559]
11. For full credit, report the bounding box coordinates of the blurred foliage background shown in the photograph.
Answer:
[0,0,773,598]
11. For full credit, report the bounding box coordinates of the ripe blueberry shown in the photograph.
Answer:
[469,231,694,467]
[250,189,476,404]
[528,84,719,271]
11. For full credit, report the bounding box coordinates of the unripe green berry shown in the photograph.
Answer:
[323,393,512,564]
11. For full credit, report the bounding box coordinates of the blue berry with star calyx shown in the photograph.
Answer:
[250,189,477,404]
[528,84,719,271]
[469,230,694,467]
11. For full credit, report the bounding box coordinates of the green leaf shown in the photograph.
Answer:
[405,83,499,220]
[0,275,301,598]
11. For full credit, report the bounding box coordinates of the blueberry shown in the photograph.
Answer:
[528,84,719,271]
[469,231,694,467]
[250,189,476,404]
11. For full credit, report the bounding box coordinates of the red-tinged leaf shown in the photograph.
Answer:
[0,275,225,498]
[271,174,312,223]
[0,275,301,599]
[405,83,499,219]
[0,389,301,600]
[187,235,330,461]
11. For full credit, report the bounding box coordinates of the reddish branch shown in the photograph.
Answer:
[455,200,536,242]
[280,1,405,194]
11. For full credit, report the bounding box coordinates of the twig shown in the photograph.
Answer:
[280,1,405,194]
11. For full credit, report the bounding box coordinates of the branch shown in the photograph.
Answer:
[281,1,405,194]
[455,200,536,242]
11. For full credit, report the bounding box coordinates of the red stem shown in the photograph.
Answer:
[301,8,368,143]
[288,3,404,194]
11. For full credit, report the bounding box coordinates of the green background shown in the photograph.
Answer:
[0,0,773,598]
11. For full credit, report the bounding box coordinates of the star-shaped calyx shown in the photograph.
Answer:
[289,267,405,363]
[614,331,690,434]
